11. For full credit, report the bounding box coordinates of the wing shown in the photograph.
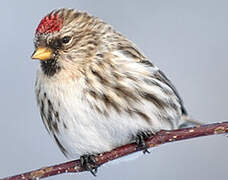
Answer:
[115,44,187,116]
[150,67,187,115]
[85,42,187,130]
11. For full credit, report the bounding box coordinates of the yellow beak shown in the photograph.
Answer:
[31,47,53,61]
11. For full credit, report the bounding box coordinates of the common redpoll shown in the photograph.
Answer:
[32,8,198,175]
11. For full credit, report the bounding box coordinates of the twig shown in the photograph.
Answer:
[1,122,228,180]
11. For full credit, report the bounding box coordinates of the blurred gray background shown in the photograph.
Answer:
[0,0,228,179]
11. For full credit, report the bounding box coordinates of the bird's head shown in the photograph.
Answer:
[32,8,108,77]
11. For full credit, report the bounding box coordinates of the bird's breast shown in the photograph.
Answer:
[35,70,181,157]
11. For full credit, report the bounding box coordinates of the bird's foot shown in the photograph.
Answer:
[135,131,153,154]
[80,154,98,176]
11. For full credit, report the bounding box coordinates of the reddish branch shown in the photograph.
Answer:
[1,122,228,180]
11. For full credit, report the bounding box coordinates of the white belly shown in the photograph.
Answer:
[35,71,180,158]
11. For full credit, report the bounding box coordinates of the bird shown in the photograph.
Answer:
[31,8,199,175]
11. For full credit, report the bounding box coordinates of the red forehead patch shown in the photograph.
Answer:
[36,12,63,34]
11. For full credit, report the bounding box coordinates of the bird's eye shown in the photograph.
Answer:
[61,36,72,44]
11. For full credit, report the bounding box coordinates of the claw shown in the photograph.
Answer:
[143,148,150,154]
[80,154,98,176]
[135,131,153,154]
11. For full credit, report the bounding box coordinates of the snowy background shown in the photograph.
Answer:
[0,0,228,179]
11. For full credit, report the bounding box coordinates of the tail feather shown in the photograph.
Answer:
[179,116,203,129]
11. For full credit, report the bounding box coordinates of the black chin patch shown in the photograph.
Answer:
[40,59,61,77]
